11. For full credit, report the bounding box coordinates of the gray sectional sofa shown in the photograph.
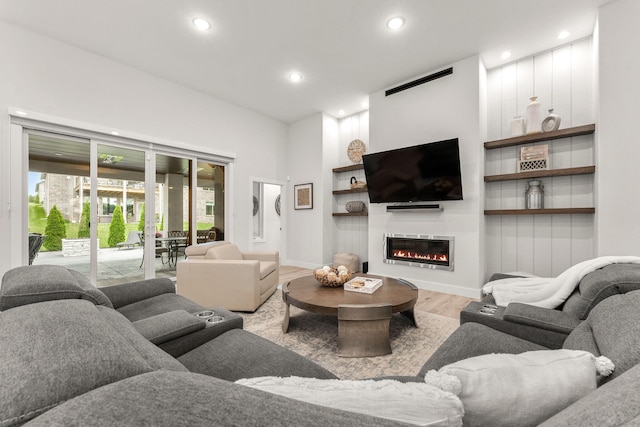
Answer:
[1,265,395,426]
[2,264,640,425]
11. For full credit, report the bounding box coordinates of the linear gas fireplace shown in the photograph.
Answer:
[383,233,454,271]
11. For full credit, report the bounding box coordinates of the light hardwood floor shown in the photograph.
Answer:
[279,265,478,320]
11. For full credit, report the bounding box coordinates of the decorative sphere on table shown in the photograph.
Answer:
[314,265,352,287]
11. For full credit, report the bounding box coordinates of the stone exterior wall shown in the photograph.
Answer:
[62,238,99,256]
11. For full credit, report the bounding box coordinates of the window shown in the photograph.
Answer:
[102,197,118,215]
[205,202,214,216]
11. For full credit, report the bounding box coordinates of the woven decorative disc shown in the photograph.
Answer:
[347,139,366,163]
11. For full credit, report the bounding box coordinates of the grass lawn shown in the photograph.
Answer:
[29,203,215,251]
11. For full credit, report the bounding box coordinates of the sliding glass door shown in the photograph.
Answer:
[95,143,148,284]
[27,132,92,276]
[24,127,228,286]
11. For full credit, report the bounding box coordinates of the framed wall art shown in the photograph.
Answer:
[294,183,313,210]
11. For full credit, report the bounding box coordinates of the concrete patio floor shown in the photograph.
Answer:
[34,247,178,287]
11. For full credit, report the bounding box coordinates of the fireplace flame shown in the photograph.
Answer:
[392,250,448,263]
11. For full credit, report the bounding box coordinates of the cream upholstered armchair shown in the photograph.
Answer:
[176,241,279,312]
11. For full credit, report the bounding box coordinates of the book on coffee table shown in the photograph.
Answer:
[344,277,382,294]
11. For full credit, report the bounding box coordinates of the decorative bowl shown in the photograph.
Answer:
[314,266,352,287]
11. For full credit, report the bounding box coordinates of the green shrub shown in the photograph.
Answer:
[108,206,126,247]
[77,202,90,238]
[43,205,66,251]
[138,203,145,232]
[29,203,47,220]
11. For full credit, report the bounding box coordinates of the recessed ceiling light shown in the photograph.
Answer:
[53,152,64,156]
[15,110,27,116]
[338,110,345,116]
[192,17,211,31]
[111,131,119,136]
[288,72,303,82]
[501,51,512,60]
[386,16,405,30]
[558,30,570,40]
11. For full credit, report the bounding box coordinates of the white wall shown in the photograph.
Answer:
[485,38,596,278]
[321,114,339,264]
[368,56,485,298]
[0,20,288,276]
[596,0,640,256]
[286,113,325,267]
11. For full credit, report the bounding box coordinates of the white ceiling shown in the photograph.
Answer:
[0,0,613,123]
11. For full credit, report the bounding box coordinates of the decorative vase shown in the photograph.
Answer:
[345,201,366,213]
[541,109,561,132]
[525,96,542,135]
[525,180,544,209]
[511,116,525,137]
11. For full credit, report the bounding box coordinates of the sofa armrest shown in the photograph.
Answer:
[460,301,571,349]
[100,278,176,309]
[132,310,205,345]
[242,251,279,263]
[503,303,581,335]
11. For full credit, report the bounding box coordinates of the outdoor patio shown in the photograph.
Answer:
[34,247,178,286]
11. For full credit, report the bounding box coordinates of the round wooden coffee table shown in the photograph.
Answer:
[282,274,418,357]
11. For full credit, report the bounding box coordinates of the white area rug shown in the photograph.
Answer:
[240,290,460,380]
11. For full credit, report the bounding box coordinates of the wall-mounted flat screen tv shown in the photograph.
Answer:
[362,138,463,203]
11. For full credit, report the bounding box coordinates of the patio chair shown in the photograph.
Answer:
[196,229,216,244]
[28,233,45,265]
[117,231,142,250]
[168,230,189,262]
[139,233,169,268]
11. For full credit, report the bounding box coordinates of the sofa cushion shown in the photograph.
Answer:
[0,299,185,425]
[237,376,464,426]
[430,349,609,427]
[539,363,640,427]
[563,290,640,380]
[561,263,640,319]
[0,265,112,310]
[99,277,176,310]
[27,370,403,427]
[205,242,243,260]
[179,329,338,381]
[419,322,545,375]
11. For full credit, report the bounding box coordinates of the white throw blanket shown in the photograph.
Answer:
[482,256,640,308]
[236,376,464,426]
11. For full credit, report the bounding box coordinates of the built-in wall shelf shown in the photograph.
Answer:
[332,163,368,217]
[484,124,595,150]
[333,164,364,173]
[484,123,596,217]
[333,188,368,195]
[484,166,595,182]
[332,212,368,217]
[485,208,595,216]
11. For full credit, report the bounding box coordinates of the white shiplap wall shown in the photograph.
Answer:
[331,110,369,268]
[485,38,595,278]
